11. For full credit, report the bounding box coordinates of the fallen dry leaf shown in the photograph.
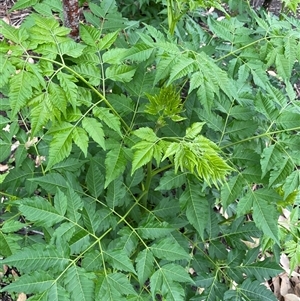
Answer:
[17,293,27,301]
[284,294,300,301]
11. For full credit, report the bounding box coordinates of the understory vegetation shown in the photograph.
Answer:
[1,0,300,300]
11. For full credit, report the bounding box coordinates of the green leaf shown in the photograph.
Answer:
[221,174,244,208]
[134,127,158,142]
[46,126,73,171]
[180,180,209,239]
[155,170,186,191]
[93,107,121,135]
[282,170,300,199]
[1,245,70,273]
[135,249,155,285]
[253,198,279,244]
[9,71,34,116]
[106,176,127,208]
[240,258,283,282]
[104,249,136,274]
[2,271,53,293]
[185,122,205,139]
[1,220,25,233]
[86,163,104,198]
[269,157,294,186]
[150,268,185,301]
[137,217,174,239]
[123,43,155,62]
[79,24,101,46]
[260,145,281,178]
[161,263,194,284]
[0,232,22,257]
[82,117,106,150]
[10,0,38,11]
[58,40,86,58]
[64,266,95,301]
[105,65,136,82]
[19,196,64,227]
[131,141,155,174]
[278,110,300,129]
[150,236,190,261]
[167,56,195,84]
[105,145,127,188]
[98,30,120,50]
[72,127,89,157]
[56,71,78,110]
[227,279,278,301]
[107,273,137,296]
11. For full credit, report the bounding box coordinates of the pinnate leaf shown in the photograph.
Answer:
[150,236,190,261]
[105,145,127,188]
[19,196,64,227]
[82,117,106,150]
[135,249,154,285]
[104,249,136,274]
[64,265,95,301]
[47,126,73,171]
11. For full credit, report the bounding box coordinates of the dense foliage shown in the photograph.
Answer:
[1,0,300,300]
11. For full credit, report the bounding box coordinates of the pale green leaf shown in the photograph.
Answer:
[93,107,121,135]
[47,283,70,301]
[71,64,101,86]
[56,71,78,110]
[135,249,154,285]
[134,127,158,142]
[82,117,106,150]
[79,24,101,46]
[131,141,155,174]
[47,127,73,171]
[1,220,24,233]
[167,57,195,84]
[58,40,86,58]
[123,43,155,62]
[66,188,83,222]
[185,122,205,139]
[72,127,89,157]
[105,65,136,82]
[10,0,38,11]
[98,30,120,50]
[9,71,34,116]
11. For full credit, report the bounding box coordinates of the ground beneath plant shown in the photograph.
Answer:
[1,0,300,300]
